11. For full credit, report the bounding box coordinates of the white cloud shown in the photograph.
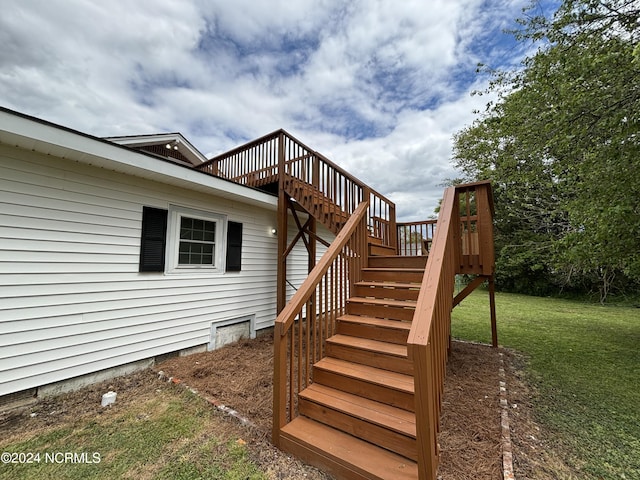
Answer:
[0,0,530,217]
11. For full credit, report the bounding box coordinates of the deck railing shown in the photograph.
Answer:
[396,219,437,256]
[196,130,396,250]
[272,201,369,446]
[408,181,494,479]
[197,130,281,186]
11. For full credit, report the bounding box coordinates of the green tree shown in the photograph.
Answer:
[453,0,640,301]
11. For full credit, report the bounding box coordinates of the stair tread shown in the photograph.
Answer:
[281,417,418,480]
[367,256,428,269]
[370,255,423,259]
[301,384,416,437]
[338,314,412,331]
[327,334,407,358]
[369,246,398,257]
[356,281,421,289]
[314,357,414,393]
[348,297,417,308]
[362,267,424,273]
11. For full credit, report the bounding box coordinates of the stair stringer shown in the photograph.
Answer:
[283,176,349,236]
[283,175,396,256]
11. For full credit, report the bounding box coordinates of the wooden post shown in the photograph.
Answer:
[411,343,438,480]
[389,202,397,253]
[489,274,498,347]
[272,325,287,446]
[276,132,288,314]
[308,216,317,273]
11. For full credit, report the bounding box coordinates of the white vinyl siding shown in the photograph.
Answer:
[0,143,330,396]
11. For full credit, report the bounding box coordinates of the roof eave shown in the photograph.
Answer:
[0,107,277,210]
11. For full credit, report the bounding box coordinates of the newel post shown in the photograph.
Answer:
[389,202,397,253]
[477,183,498,347]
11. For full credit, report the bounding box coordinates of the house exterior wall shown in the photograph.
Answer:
[0,143,329,397]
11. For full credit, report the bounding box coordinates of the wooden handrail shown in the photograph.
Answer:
[198,129,394,206]
[308,147,395,207]
[407,187,457,347]
[275,200,369,335]
[407,181,494,479]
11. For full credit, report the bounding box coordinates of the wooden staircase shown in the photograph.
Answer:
[284,176,350,234]
[199,132,497,480]
[279,255,427,480]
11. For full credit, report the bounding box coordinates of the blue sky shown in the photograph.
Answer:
[0,0,558,220]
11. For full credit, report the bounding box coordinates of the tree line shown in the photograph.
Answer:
[452,0,639,302]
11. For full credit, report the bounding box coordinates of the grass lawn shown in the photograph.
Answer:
[0,387,264,480]
[452,289,640,480]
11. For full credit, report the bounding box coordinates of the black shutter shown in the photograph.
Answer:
[226,221,243,272]
[139,207,168,272]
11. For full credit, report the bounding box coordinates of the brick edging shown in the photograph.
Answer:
[499,352,515,480]
[154,369,259,431]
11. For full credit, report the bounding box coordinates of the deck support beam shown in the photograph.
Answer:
[488,274,498,347]
[452,273,498,348]
[452,275,486,308]
[276,133,287,314]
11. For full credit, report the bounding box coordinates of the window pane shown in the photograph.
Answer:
[180,217,193,239]
[176,215,217,267]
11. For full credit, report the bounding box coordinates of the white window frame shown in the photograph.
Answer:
[166,205,227,274]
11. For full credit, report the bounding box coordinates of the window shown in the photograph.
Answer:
[140,205,242,274]
[178,216,216,266]
[166,206,226,273]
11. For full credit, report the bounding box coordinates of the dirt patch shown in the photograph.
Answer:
[0,371,162,445]
[159,332,275,431]
[156,333,522,479]
[1,333,572,479]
